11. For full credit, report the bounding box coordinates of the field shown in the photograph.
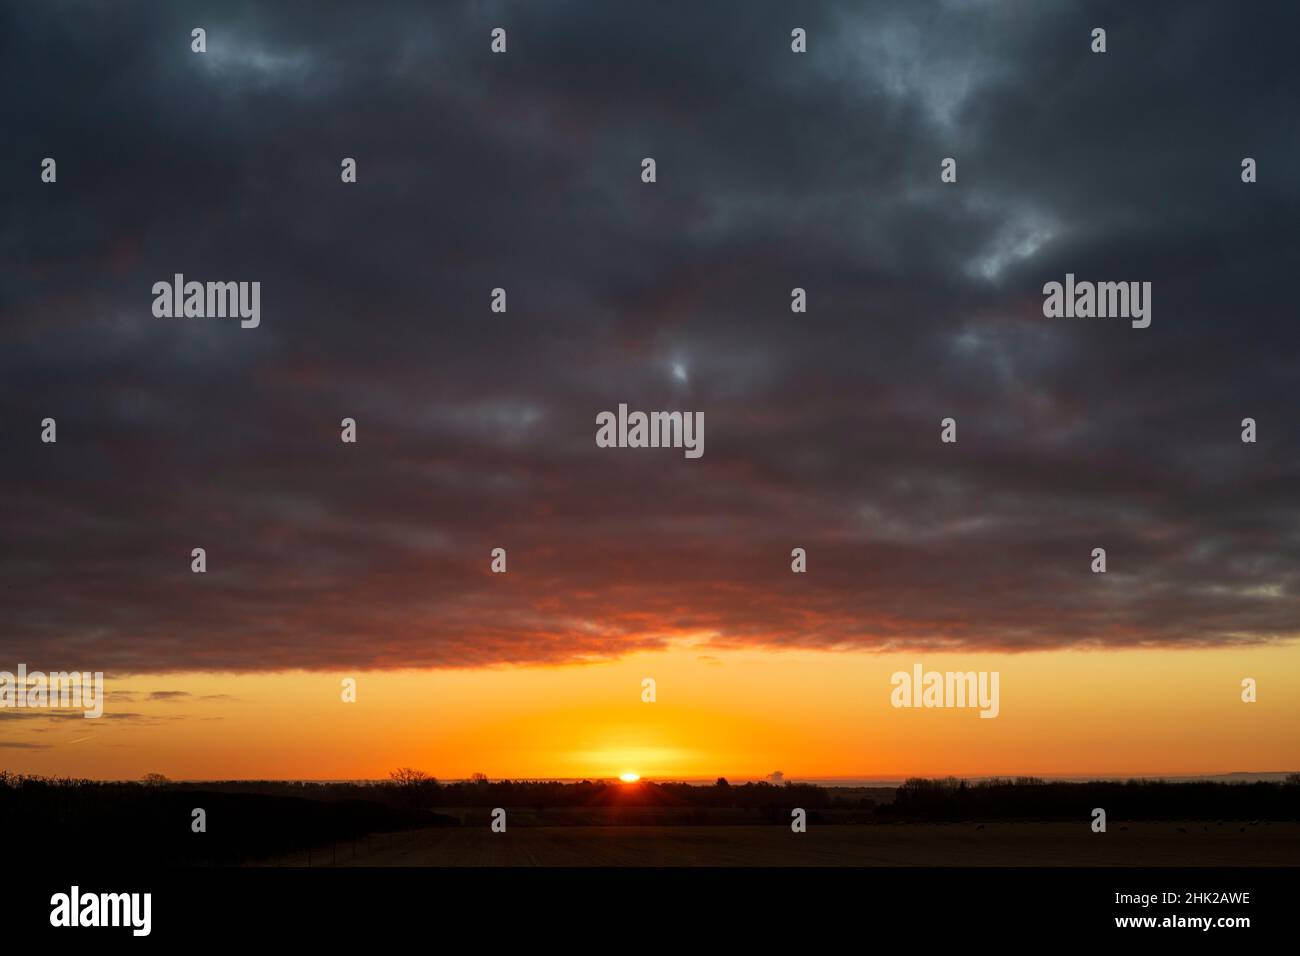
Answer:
[259,821,1300,867]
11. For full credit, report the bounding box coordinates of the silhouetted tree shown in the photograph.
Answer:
[388,768,431,787]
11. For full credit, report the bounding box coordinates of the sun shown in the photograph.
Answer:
[618,772,641,783]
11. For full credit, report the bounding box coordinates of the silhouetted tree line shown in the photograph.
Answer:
[381,772,836,813]
[376,773,845,825]
[5,770,1296,863]
[880,776,1300,822]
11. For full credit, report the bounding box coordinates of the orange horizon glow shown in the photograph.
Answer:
[1,643,1297,782]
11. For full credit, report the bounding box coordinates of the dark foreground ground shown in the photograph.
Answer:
[9,774,1296,865]
[258,821,1300,867]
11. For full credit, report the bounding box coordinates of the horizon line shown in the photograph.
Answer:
[18,771,1296,785]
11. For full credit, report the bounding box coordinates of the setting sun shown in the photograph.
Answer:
[619,772,641,783]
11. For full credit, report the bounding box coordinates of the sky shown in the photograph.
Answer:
[1,1,1298,780]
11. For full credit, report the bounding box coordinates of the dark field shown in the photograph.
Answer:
[9,774,1297,866]
[261,821,1300,867]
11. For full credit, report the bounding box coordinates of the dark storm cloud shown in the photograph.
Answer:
[1,1,1298,673]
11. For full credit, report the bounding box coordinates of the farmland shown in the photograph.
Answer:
[262,820,1300,867]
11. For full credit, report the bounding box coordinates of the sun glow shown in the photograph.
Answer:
[619,772,641,783]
